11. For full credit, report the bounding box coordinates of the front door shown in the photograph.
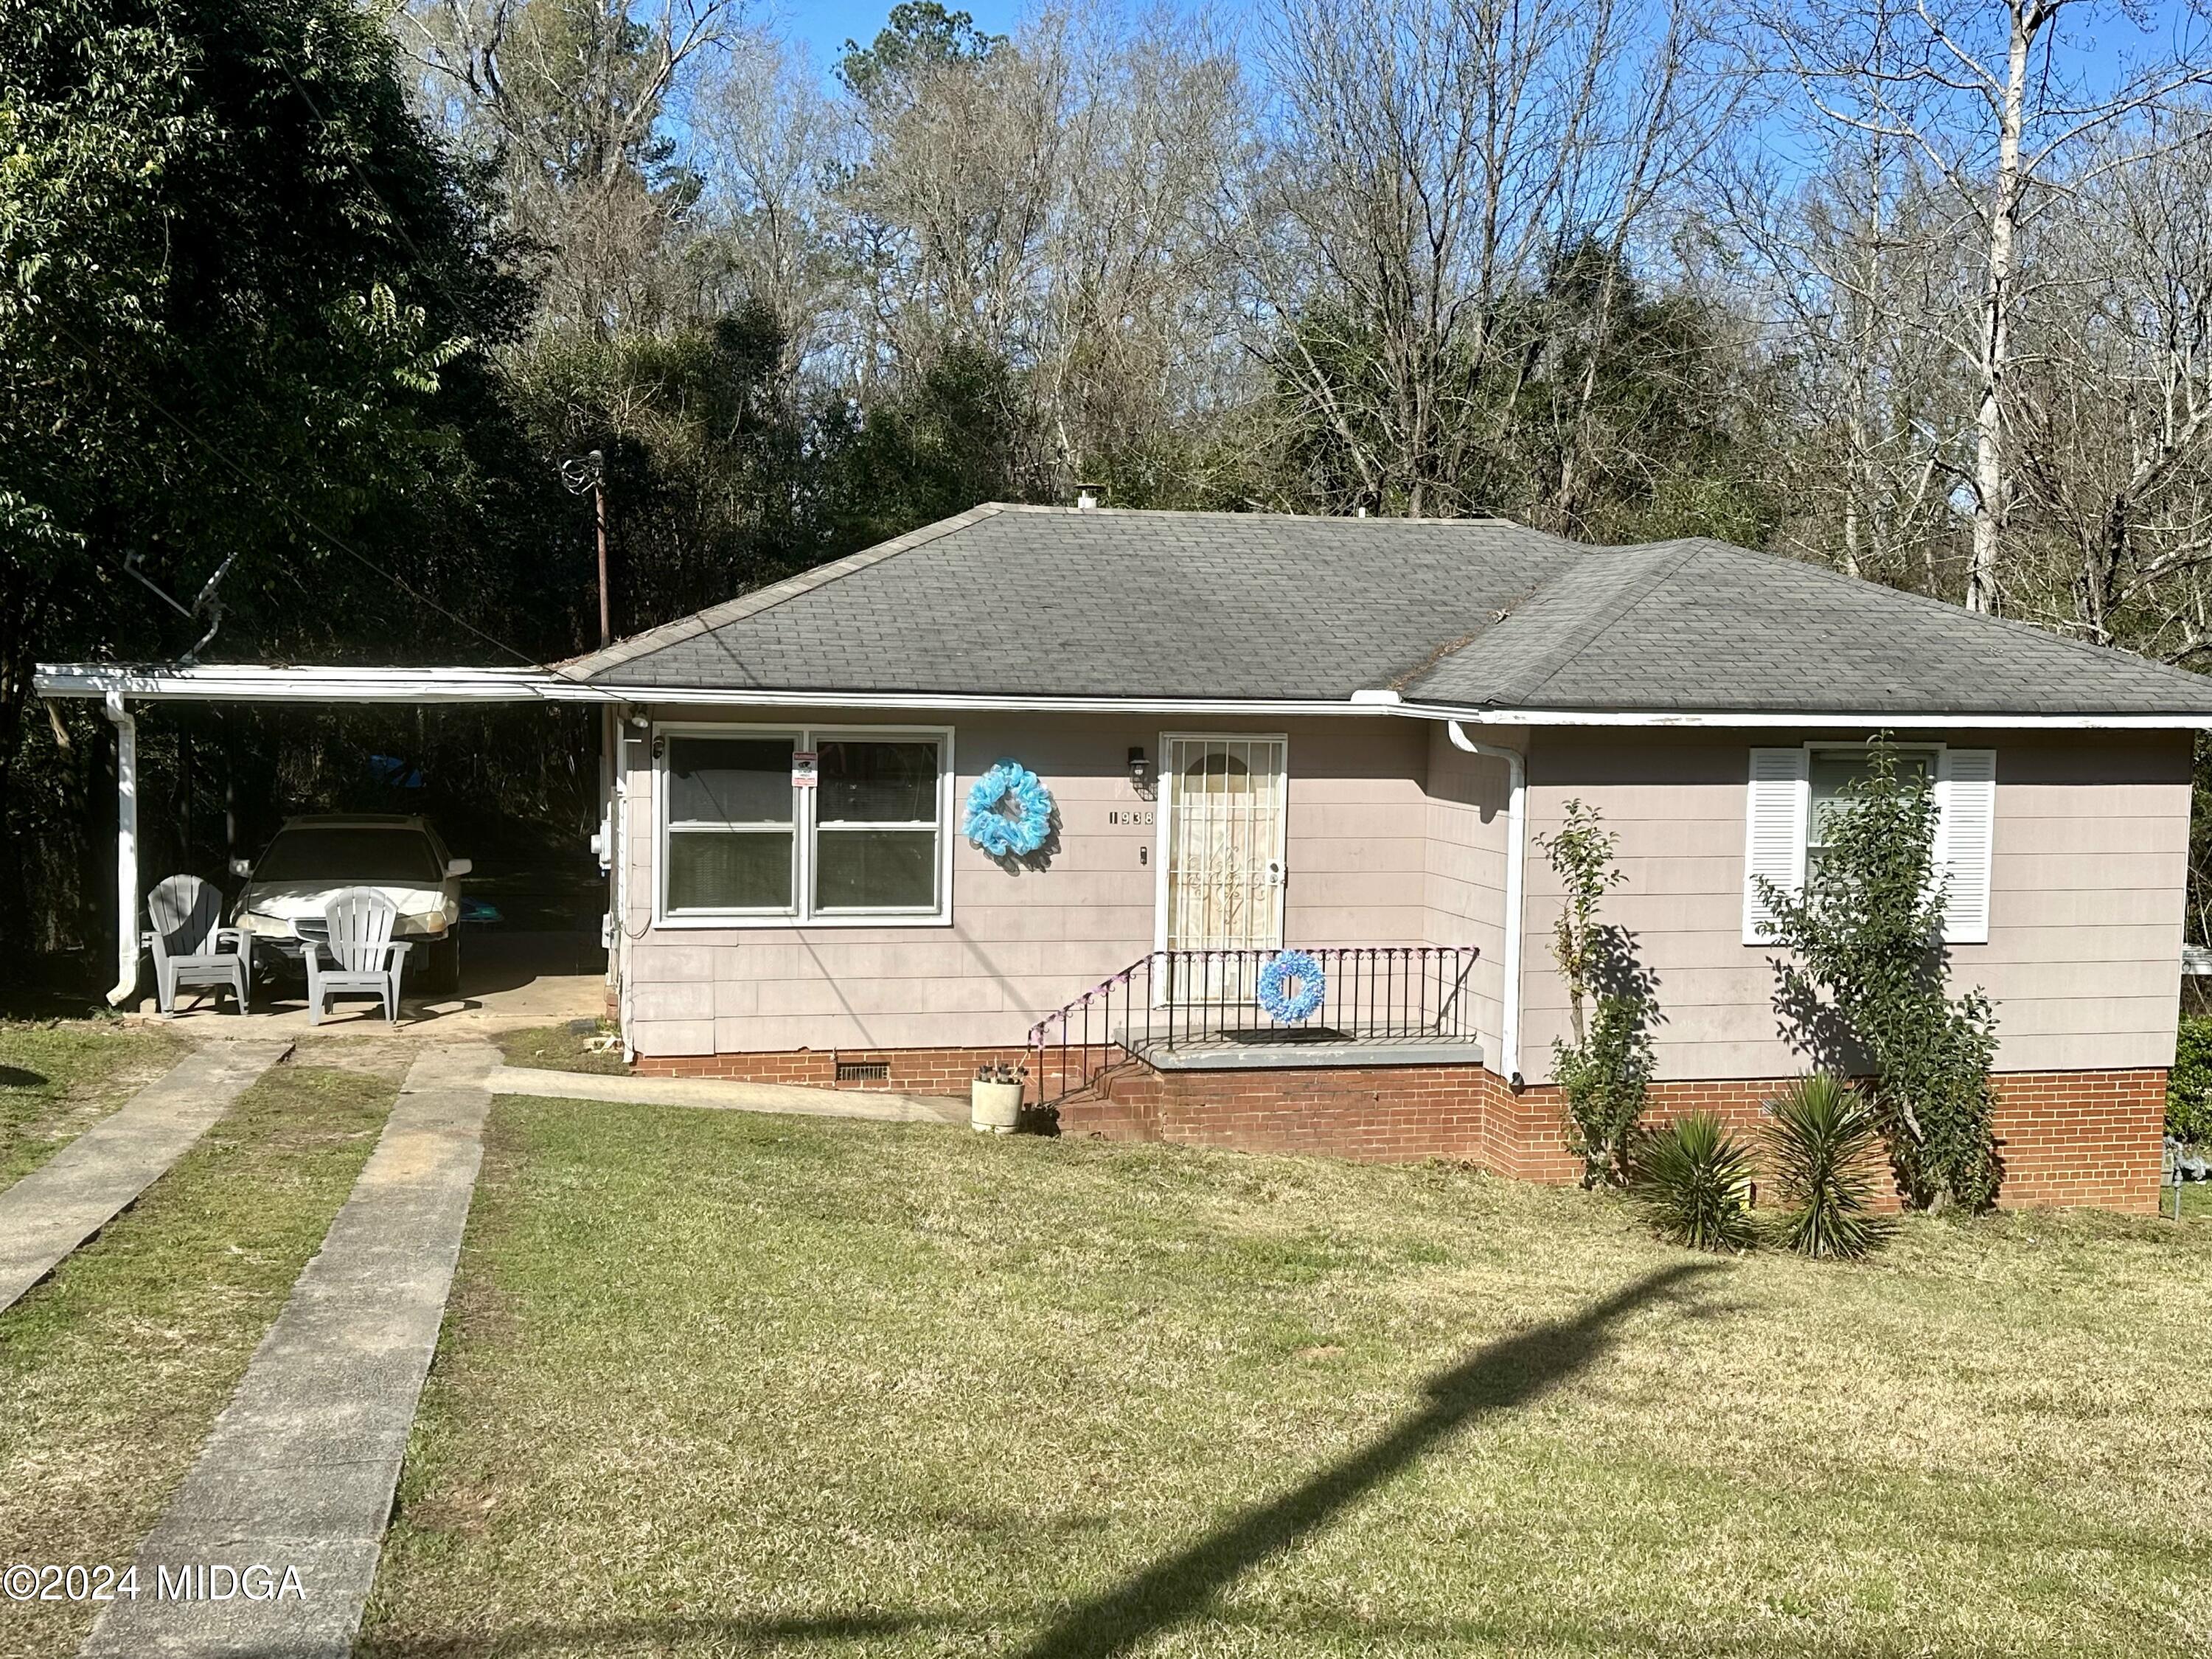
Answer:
[1159,734,1287,1001]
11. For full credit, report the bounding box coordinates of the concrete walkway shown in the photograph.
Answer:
[0,1041,291,1314]
[489,1062,967,1124]
[82,1043,498,1659]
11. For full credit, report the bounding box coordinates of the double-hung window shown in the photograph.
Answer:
[1742,743,1995,946]
[658,726,951,925]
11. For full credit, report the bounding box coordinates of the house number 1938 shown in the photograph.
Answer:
[1107,810,1154,826]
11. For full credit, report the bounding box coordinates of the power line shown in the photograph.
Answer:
[49,314,554,671]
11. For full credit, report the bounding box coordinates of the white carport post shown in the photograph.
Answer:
[103,689,139,1007]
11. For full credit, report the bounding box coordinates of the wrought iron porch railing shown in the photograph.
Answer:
[1026,945,1480,1107]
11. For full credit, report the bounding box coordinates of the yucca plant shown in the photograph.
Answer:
[1633,1112,1757,1252]
[1763,1074,1893,1260]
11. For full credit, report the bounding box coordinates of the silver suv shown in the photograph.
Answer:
[230,815,470,992]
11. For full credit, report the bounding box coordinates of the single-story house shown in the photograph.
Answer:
[38,504,2212,1211]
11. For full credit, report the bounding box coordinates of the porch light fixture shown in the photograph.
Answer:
[1127,746,1151,792]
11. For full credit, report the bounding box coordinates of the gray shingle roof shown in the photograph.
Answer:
[563,504,2212,716]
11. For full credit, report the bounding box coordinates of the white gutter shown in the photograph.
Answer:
[541,684,1403,716]
[104,692,139,1008]
[35,663,2212,729]
[35,664,562,703]
[1420,703,2212,731]
[1445,719,1526,1088]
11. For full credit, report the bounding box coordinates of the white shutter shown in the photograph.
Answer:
[1742,747,1809,944]
[1935,748,1996,945]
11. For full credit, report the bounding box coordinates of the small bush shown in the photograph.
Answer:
[1555,992,1654,1189]
[2169,1016,2212,1144]
[1763,1074,1893,1260]
[1634,1112,1756,1253]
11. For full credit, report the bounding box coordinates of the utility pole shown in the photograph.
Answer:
[592,460,610,648]
[562,448,619,992]
[563,449,611,647]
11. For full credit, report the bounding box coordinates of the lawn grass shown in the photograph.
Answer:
[0,1061,394,1659]
[364,1101,2212,1658]
[0,1020,187,1189]
[494,1020,625,1076]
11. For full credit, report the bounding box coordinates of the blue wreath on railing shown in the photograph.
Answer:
[964,760,1056,859]
[1256,949,1326,1023]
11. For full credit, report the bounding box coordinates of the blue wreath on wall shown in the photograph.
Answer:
[1256,949,1327,1023]
[964,760,1056,859]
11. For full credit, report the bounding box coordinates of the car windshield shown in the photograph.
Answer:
[254,827,444,884]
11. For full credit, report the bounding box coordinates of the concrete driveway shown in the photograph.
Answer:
[127,928,605,1039]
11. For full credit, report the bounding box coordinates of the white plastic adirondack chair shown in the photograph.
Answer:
[143,874,251,1015]
[300,887,411,1026]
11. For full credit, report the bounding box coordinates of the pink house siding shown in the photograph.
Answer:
[619,710,2191,1085]
[1419,722,1515,1068]
[620,712,1436,1060]
[1514,728,2191,1082]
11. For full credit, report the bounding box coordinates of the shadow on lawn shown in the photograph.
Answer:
[1019,1259,1725,1659]
[367,1263,1725,1659]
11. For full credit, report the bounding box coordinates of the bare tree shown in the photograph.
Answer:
[1228,0,1733,518]
[2011,113,2212,657]
[691,36,852,373]
[1762,0,2212,613]
[400,0,739,333]
[1719,126,1973,594]
[832,4,1247,493]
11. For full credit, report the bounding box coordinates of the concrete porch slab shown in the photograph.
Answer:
[1131,1037,1486,1071]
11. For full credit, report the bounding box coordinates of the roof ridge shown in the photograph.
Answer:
[1432,541,1708,706]
[558,504,1006,680]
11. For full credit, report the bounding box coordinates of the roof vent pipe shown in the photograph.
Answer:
[1446,720,1524,1089]
[1075,482,1103,511]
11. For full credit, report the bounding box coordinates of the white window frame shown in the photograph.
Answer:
[653,722,956,929]
[1742,740,1995,947]
[1805,741,1941,874]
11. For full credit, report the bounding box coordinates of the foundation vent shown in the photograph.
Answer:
[835,1059,890,1084]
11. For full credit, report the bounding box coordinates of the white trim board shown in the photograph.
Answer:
[33,664,569,703]
[1419,705,2212,731]
[35,662,2212,729]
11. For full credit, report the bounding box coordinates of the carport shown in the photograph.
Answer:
[30,661,636,1040]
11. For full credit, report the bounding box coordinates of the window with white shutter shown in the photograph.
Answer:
[1742,748,1809,943]
[1933,748,1996,945]
[1742,744,1996,947]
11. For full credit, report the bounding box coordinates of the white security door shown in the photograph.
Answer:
[1159,736,1288,1000]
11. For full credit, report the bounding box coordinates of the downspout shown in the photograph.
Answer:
[104,691,139,1007]
[616,714,639,1064]
[1447,720,1524,1088]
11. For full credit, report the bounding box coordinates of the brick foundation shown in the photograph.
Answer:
[630,1044,2166,1213]
[634,1045,1031,1097]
